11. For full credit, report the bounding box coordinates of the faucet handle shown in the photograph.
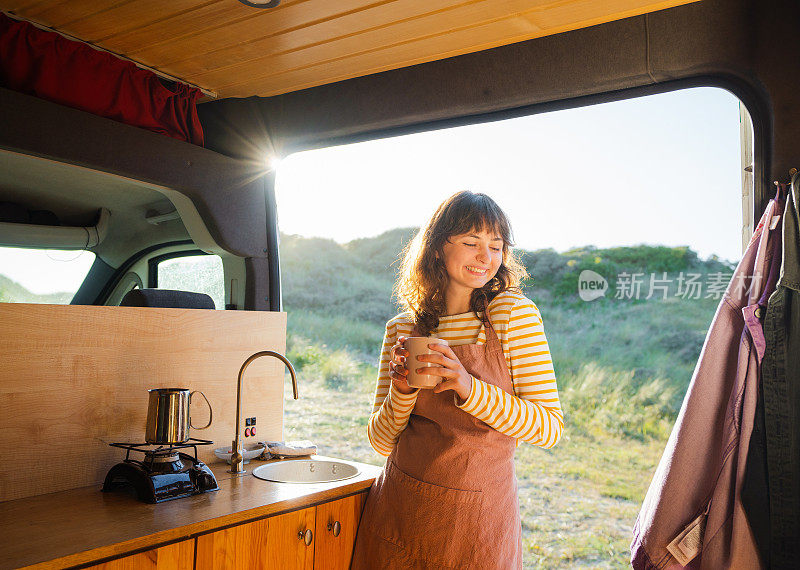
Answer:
[229,439,246,474]
[231,351,299,475]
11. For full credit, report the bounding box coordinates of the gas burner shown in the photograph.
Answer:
[103,438,218,503]
[146,451,180,463]
[109,438,214,458]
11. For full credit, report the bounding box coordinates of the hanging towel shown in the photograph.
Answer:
[257,440,317,460]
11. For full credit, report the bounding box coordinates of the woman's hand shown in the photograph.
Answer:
[389,336,416,395]
[417,344,472,404]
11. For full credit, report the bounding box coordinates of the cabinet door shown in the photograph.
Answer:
[196,506,316,570]
[314,492,368,570]
[86,539,194,569]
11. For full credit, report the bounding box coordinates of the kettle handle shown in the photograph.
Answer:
[189,390,213,430]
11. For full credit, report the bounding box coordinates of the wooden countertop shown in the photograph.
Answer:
[0,455,381,570]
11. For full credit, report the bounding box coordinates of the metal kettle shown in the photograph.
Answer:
[145,388,213,444]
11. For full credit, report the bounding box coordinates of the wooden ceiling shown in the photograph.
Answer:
[1,0,699,99]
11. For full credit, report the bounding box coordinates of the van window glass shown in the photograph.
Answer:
[156,254,224,310]
[0,247,95,304]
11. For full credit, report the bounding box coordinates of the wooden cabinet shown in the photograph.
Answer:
[83,492,367,570]
[196,506,316,570]
[196,492,367,570]
[86,540,194,569]
[314,493,368,570]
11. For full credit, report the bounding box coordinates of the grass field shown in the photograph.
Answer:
[283,356,676,568]
[277,236,729,568]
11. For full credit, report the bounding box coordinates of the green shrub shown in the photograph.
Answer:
[287,333,377,392]
[600,245,698,273]
[307,349,362,390]
[286,334,326,369]
[286,309,386,359]
[559,362,679,442]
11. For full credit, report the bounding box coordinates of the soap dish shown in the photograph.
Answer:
[214,443,266,464]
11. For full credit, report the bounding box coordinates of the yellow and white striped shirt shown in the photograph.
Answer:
[367,290,563,456]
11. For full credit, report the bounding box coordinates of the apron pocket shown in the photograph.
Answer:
[370,459,491,567]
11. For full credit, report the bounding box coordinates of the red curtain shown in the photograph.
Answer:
[0,13,204,146]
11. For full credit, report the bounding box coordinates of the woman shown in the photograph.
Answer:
[351,191,563,569]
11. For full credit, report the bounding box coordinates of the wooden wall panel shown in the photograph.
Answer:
[0,303,288,502]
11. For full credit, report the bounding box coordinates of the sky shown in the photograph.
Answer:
[275,87,744,262]
[1,87,744,295]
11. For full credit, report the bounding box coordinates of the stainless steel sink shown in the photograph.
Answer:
[252,459,359,483]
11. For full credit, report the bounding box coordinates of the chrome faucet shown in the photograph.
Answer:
[230,350,299,474]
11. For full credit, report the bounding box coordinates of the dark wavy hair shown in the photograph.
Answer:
[394,191,528,336]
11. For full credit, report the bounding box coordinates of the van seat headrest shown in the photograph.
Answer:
[120,288,216,309]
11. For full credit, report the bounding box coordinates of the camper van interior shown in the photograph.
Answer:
[1,0,798,568]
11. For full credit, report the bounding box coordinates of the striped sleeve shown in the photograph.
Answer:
[456,294,563,449]
[367,316,419,456]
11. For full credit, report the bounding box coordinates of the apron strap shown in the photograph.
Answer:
[479,291,501,346]
[409,291,500,342]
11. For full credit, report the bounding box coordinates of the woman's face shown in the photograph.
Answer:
[440,228,504,295]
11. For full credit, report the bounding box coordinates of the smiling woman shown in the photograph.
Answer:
[352,191,562,569]
[441,230,505,314]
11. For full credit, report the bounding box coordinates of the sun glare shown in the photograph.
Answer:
[265,155,282,171]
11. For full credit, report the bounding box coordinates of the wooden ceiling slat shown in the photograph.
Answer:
[220,15,543,97]
[164,0,492,78]
[105,0,367,61]
[11,0,62,18]
[219,0,695,97]
[533,0,692,28]
[64,0,224,43]
[129,0,396,66]
[100,0,262,55]
[182,0,541,85]
[3,1,49,13]
[22,0,118,28]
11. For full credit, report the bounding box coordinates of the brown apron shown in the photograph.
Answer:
[351,314,522,569]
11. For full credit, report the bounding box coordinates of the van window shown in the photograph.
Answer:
[154,253,224,310]
[0,246,95,304]
[275,86,744,567]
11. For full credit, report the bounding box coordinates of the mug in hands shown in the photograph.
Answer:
[403,337,449,389]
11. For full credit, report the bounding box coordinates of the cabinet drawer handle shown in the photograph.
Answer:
[327,520,341,537]
[298,529,313,546]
